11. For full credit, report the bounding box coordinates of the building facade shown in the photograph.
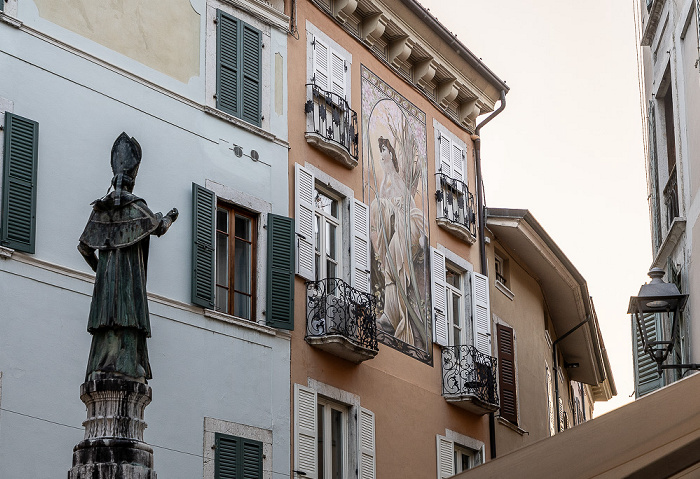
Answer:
[485,209,615,458]
[634,0,700,396]
[0,1,294,477]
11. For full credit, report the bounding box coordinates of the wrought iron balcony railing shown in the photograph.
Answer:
[664,167,679,229]
[435,172,477,238]
[304,83,359,165]
[442,345,499,410]
[306,278,378,354]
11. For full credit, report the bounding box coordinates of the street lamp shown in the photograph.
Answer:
[628,267,695,372]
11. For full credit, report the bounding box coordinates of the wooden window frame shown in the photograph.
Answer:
[216,202,257,320]
[313,184,342,282]
[317,397,349,479]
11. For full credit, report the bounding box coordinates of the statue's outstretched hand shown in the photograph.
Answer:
[167,208,179,222]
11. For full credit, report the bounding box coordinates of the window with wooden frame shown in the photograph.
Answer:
[216,203,257,320]
[317,397,349,479]
[497,323,518,425]
[314,186,342,282]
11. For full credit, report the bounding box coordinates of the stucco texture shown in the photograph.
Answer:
[33,0,200,83]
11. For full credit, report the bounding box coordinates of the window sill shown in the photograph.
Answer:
[436,217,476,244]
[204,308,291,338]
[0,246,14,259]
[651,217,686,268]
[0,12,21,28]
[203,106,289,148]
[497,416,527,436]
[495,280,514,301]
[305,132,358,169]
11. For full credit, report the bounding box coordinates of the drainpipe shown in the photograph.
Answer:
[472,89,507,460]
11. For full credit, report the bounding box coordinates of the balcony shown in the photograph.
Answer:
[305,278,378,363]
[435,172,477,243]
[304,83,359,169]
[442,345,499,414]
[664,167,679,229]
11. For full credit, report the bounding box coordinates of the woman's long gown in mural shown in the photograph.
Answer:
[371,137,425,345]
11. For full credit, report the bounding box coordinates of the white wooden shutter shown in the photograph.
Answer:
[359,407,376,479]
[294,384,318,479]
[436,435,455,479]
[452,143,464,183]
[331,50,346,98]
[351,198,370,293]
[431,247,449,347]
[295,164,316,281]
[313,37,330,92]
[472,271,492,355]
[439,135,452,177]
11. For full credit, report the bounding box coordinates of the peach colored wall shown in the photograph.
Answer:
[487,237,582,456]
[287,1,488,476]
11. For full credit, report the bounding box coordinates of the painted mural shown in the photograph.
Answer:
[361,66,432,364]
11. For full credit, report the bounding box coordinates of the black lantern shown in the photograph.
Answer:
[628,267,694,372]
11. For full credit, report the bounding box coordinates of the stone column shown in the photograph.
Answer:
[68,379,156,479]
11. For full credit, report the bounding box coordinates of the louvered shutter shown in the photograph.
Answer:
[431,247,448,347]
[350,198,370,293]
[359,407,376,479]
[558,396,565,432]
[497,323,518,425]
[313,37,330,92]
[634,312,663,396]
[241,23,262,126]
[294,384,318,479]
[214,433,263,479]
[217,10,240,117]
[295,164,315,280]
[436,435,455,479]
[471,272,491,355]
[439,135,452,177]
[1,113,38,254]
[547,366,556,436]
[648,101,662,253]
[191,183,216,308]
[266,213,294,330]
[452,143,464,183]
[330,50,346,98]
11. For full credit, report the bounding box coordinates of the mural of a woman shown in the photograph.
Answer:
[370,136,426,346]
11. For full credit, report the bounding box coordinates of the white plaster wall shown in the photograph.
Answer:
[0,5,291,477]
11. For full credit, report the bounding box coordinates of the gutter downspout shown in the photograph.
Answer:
[472,89,507,460]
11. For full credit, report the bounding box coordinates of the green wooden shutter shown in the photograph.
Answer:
[215,433,263,479]
[634,311,663,397]
[266,213,294,330]
[217,10,261,127]
[241,23,262,127]
[1,113,39,254]
[497,323,518,424]
[191,183,216,308]
[217,10,240,118]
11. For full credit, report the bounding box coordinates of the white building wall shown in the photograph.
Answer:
[0,0,291,477]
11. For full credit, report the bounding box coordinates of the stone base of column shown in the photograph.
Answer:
[68,379,156,479]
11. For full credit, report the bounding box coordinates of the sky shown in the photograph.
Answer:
[417,0,651,415]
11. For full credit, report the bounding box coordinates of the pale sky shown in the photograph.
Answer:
[418,0,650,415]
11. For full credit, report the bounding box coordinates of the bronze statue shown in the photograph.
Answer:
[78,133,178,383]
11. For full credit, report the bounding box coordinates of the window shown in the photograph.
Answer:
[294,384,375,479]
[446,265,465,346]
[497,323,517,425]
[433,123,475,241]
[214,433,263,479]
[216,203,256,319]
[1,112,39,254]
[294,164,370,293]
[437,434,484,479]
[317,398,348,479]
[216,9,262,126]
[314,186,341,281]
[494,253,506,286]
[431,247,491,354]
[192,183,294,330]
[203,418,272,479]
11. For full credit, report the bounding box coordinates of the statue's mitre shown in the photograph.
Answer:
[111,132,142,179]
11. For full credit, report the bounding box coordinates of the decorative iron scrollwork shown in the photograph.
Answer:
[441,345,499,406]
[305,83,359,161]
[434,172,477,237]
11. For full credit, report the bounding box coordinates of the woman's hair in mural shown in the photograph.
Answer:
[378,136,399,173]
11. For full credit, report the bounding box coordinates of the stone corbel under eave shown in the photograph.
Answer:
[388,36,414,69]
[360,13,388,48]
[651,217,686,268]
[458,99,480,128]
[437,79,458,109]
[414,59,437,90]
[333,0,358,23]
